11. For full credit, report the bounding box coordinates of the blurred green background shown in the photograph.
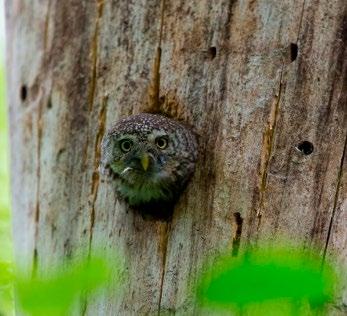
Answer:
[0,0,14,315]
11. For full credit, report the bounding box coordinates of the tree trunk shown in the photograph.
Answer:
[6,0,347,314]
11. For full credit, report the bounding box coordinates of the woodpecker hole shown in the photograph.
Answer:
[232,212,243,257]
[297,141,314,155]
[208,47,217,59]
[290,43,298,62]
[20,85,28,101]
[47,97,52,109]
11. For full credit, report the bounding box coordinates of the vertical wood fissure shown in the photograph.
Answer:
[323,131,347,260]
[157,222,170,315]
[149,1,172,313]
[32,101,43,277]
[88,0,104,112]
[43,0,52,52]
[145,0,166,113]
[232,212,244,257]
[88,97,107,253]
[82,0,105,258]
[296,0,307,42]
[255,69,284,231]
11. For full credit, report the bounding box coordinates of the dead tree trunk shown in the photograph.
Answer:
[6,0,347,314]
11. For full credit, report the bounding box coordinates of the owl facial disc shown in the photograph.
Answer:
[100,113,198,206]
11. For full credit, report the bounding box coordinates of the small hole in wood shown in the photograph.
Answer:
[232,212,243,257]
[296,141,314,155]
[20,85,28,101]
[290,43,298,62]
[47,97,52,109]
[208,47,217,59]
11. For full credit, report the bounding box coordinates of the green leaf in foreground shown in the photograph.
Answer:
[0,261,13,287]
[16,254,120,315]
[197,246,337,315]
[0,260,14,316]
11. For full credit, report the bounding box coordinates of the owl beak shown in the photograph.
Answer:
[140,153,150,171]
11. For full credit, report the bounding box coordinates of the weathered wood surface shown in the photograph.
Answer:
[6,0,346,314]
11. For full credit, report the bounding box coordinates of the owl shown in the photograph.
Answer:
[100,113,198,206]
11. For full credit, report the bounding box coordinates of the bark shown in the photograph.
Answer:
[5,0,347,314]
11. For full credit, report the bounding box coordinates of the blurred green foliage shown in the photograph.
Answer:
[16,254,120,315]
[0,249,120,316]
[197,245,338,315]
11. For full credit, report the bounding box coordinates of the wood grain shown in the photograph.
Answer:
[6,0,346,314]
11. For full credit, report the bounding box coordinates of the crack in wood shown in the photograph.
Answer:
[88,0,104,112]
[88,96,107,253]
[151,2,175,314]
[31,248,39,278]
[256,70,284,228]
[323,131,347,260]
[80,0,105,261]
[145,0,166,113]
[43,0,52,52]
[232,212,244,257]
[296,0,307,42]
[81,96,107,316]
[157,221,170,316]
[32,97,44,276]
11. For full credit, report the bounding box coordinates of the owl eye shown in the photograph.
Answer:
[155,136,168,149]
[119,139,133,152]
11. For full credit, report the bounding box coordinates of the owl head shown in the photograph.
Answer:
[100,113,198,206]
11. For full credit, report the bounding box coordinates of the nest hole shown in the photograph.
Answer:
[297,141,314,155]
[20,85,28,101]
[47,97,52,109]
[290,43,298,62]
[208,47,217,59]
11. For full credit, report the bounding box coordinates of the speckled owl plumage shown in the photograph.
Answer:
[100,113,198,206]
